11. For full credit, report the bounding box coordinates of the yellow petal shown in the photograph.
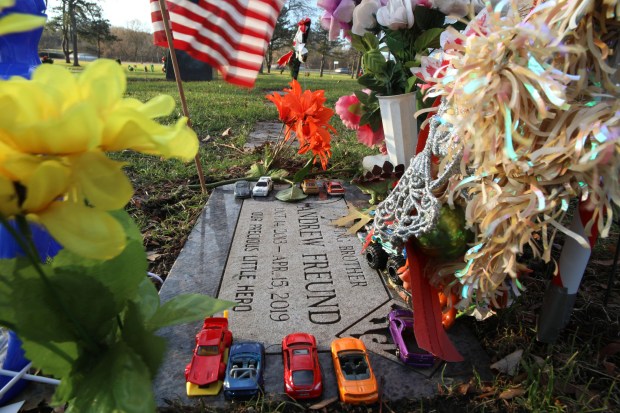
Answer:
[24,103,102,154]
[0,14,46,36]
[31,63,80,110]
[22,160,70,212]
[78,59,126,113]
[102,112,198,161]
[136,95,175,118]
[70,152,133,210]
[36,202,126,260]
[0,1,16,9]
[0,174,18,216]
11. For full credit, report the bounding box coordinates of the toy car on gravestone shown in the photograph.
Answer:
[252,176,273,197]
[388,308,435,367]
[362,226,406,288]
[184,317,233,396]
[223,342,265,400]
[282,333,323,399]
[301,179,319,195]
[324,181,345,195]
[331,337,379,404]
[234,180,251,198]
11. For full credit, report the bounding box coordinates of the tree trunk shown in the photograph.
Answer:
[319,54,325,77]
[266,48,272,73]
[62,35,71,63]
[61,1,70,63]
[354,52,362,79]
[70,1,80,66]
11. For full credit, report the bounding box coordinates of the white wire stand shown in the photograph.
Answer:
[0,362,60,402]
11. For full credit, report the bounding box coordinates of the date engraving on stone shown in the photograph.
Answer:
[218,199,390,351]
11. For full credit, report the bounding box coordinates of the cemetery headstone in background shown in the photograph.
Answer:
[165,49,213,82]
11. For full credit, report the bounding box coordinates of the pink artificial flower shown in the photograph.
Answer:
[357,124,385,147]
[335,94,363,130]
[318,0,356,40]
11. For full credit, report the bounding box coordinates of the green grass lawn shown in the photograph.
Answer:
[110,68,376,285]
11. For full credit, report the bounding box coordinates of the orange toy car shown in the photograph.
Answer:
[330,337,379,404]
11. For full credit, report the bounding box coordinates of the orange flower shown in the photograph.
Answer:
[266,80,336,169]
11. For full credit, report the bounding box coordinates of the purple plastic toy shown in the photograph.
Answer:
[388,308,436,368]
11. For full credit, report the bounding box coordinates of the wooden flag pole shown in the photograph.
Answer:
[157,0,207,194]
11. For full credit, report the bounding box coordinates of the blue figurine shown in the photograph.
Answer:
[0,0,61,404]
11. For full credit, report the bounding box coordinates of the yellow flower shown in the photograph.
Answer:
[0,0,46,36]
[0,60,199,260]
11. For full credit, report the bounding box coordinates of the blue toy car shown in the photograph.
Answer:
[223,342,265,400]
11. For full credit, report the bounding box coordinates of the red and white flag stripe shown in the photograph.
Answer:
[151,0,285,88]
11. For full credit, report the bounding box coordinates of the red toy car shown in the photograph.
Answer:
[325,181,345,195]
[184,317,233,396]
[282,333,323,399]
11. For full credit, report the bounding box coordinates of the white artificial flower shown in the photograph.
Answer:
[376,0,415,30]
[431,0,499,17]
[352,0,382,36]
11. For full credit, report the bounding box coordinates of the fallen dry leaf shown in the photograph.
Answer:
[599,342,620,358]
[499,387,526,400]
[147,252,162,261]
[309,396,338,410]
[591,259,615,266]
[491,349,524,376]
[221,127,231,137]
[603,360,617,375]
[202,134,212,142]
[456,383,470,395]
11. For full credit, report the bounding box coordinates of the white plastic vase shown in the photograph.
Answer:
[378,92,418,166]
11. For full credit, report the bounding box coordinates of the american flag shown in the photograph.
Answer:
[151,0,285,88]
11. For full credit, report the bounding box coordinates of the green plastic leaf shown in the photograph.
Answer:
[21,339,79,379]
[19,266,117,343]
[413,7,446,31]
[269,169,289,179]
[406,75,419,93]
[51,210,147,314]
[354,90,371,104]
[413,28,444,51]
[350,33,365,52]
[362,32,380,49]
[0,257,25,326]
[148,294,234,330]
[363,50,387,74]
[246,162,267,178]
[122,301,166,377]
[275,186,308,202]
[384,32,405,55]
[132,278,160,323]
[292,158,314,183]
[357,74,386,93]
[66,342,155,413]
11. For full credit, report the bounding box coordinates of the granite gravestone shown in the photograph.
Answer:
[165,50,213,82]
[153,184,491,407]
[218,199,388,346]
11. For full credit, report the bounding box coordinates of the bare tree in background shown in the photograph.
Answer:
[265,5,294,73]
[49,0,109,65]
[77,4,116,58]
[286,0,319,21]
[308,21,344,77]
